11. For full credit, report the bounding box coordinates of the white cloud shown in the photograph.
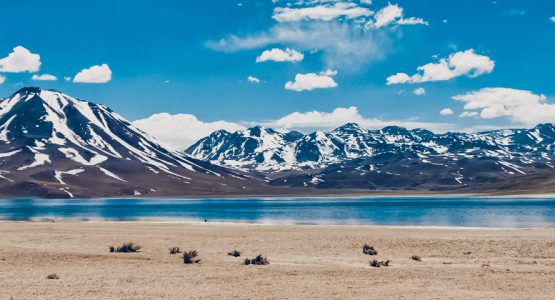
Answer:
[551,16,555,22]
[208,2,427,72]
[64,77,72,81]
[32,74,57,81]
[0,46,41,73]
[459,111,479,118]
[397,17,429,26]
[371,3,403,28]
[453,87,554,126]
[256,48,304,63]
[285,69,338,91]
[272,2,373,22]
[247,76,261,83]
[439,108,454,116]
[413,87,426,96]
[0,74,5,84]
[73,64,112,83]
[366,4,428,29]
[264,106,452,132]
[132,113,246,149]
[387,49,495,84]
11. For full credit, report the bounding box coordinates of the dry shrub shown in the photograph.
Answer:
[183,250,201,264]
[362,244,378,255]
[110,243,141,253]
[244,254,269,265]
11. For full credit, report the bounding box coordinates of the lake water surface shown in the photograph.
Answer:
[0,197,554,228]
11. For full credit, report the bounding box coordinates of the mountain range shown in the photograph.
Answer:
[0,87,554,198]
[187,121,555,193]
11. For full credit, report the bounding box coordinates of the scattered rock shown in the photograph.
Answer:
[46,274,59,280]
[411,255,422,261]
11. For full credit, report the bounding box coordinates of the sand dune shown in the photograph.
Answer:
[0,221,554,299]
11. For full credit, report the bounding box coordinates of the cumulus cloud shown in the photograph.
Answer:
[263,106,452,132]
[73,64,112,83]
[247,75,261,83]
[32,74,57,81]
[132,113,246,149]
[453,87,554,126]
[256,48,304,63]
[387,49,495,84]
[551,16,555,22]
[439,108,454,116]
[285,69,338,91]
[272,2,373,22]
[366,4,428,29]
[0,46,41,73]
[413,87,426,96]
[370,3,402,28]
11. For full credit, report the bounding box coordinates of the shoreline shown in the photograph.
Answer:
[2,192,555,201]
[4,219,554,231]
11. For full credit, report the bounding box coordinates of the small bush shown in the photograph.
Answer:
[244,254,269,265]
[46,274,59,280]
[110,243,142,253]
[228,250,241,257]
[362,244,378,255]
[169,247,181,254]
[183,250,201,264]
[370,259,391,268]
[411,255,422,262]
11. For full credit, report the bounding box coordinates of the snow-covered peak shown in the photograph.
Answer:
[0,87,233,188]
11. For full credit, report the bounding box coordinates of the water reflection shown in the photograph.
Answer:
[0,197,553,227]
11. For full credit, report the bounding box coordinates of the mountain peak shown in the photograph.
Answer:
[333,123,367,134]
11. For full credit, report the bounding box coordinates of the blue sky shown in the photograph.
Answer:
[0,0,554,148]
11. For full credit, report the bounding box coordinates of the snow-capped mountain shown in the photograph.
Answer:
[187,122,555,191]
[0,87,257,198]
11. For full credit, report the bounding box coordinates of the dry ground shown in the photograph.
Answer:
[0,221,554,299]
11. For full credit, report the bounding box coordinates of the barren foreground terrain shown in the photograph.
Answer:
[0,222,554,299]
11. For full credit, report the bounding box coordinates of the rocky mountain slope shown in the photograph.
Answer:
[0,87,259,198]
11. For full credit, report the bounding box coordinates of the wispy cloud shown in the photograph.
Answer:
[207,2,427,72]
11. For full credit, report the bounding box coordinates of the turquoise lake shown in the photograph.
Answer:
[0,197,554,228]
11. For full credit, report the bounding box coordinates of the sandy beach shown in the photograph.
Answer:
[0,221,554,299]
